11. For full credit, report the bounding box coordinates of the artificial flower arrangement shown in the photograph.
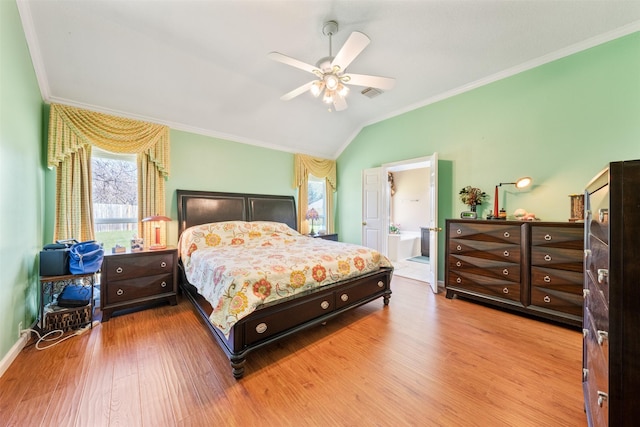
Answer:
[459,186,488,210]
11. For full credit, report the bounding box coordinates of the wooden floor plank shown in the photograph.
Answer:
[0,276,586,426]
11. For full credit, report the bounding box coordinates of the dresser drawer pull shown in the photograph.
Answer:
[161,281,167,288]
[544,234,552,241]
[256,323,267,334]
[582,328,589,338]
[503,231,510,238]
[160,261,167,268]
[456,228,462,234]
[583,289,590,299]
[320,300,330,310]
[582,368,588,381]
[597,330,609,345]
[503,250,510,257]
[377,281,384,288]
[598,209,608,223]
[502,287,509,294]
[456,261,462,267]
[543,295,551,303]
[597,269,608,285]
[456,245,462,251]
[456,278,462,284]
[544,275,551,283]
[116,267,123,274]
[597,391,608,407]
[544,254,552,262]
[117,288,124,296]
[340,294,349,302]
[502,269,509,276]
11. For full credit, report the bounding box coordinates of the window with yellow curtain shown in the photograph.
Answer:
[293,154,336,235]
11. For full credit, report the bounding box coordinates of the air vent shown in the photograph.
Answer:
[361,87,382,98]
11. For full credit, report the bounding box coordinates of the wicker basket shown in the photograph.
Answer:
[41,303,91,332]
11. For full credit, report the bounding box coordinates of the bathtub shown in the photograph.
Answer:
[387,231,421,262]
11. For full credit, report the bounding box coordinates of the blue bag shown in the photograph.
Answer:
[69,240,104,274]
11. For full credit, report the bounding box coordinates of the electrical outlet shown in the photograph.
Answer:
[18,321,23,338]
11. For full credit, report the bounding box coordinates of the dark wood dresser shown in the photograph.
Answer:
[100,247,178,321]
[445,219,583,327]
[583,160,640,426]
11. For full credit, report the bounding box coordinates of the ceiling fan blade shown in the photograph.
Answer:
[331,31,370,70]
[268,52,319,74]
[280,81,315,101]
[333,94,348,111]
[345,73,396,90]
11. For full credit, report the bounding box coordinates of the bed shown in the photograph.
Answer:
[177,189,393,378]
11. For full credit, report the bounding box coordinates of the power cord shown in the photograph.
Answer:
[22,320,100,350]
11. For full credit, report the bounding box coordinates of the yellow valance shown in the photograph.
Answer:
[293,154,336,191]
[48,103,170,177]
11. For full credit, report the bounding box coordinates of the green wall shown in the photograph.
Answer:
[337,32,640,281]
[0,0,45,362]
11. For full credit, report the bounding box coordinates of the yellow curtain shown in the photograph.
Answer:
[293,154,336,234]
[48,103,170,243]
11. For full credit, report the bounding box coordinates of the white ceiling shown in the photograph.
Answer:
[18,0,640,159]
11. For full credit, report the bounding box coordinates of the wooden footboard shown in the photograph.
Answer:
[180,266,393,379]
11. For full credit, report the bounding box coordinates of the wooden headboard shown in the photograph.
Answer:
[177,190,297,236]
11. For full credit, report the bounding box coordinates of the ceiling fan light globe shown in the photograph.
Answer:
[325,74,340,91]
[323,90,334,104]
[310,80,324,97]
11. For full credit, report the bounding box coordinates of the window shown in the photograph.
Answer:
[92,148,138,249]
[308,174,326,232]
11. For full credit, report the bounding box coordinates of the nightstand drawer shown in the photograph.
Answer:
[105,252,174,281]
[106,273,174,304]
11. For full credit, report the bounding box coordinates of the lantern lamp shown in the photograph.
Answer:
[142,215,171,250]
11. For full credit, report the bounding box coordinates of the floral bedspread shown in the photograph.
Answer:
[178,221,392,336]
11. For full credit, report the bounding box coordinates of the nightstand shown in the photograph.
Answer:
[313,233,338,241]
[100,247,177,321]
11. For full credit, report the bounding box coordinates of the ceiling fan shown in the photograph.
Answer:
[268,20,395,111]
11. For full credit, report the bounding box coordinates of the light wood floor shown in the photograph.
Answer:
[0,276,586,426]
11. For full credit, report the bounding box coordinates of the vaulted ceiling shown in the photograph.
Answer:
[18,1,640,158]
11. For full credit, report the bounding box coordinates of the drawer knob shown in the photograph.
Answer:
[255,323,267,334]
[161,261,167,268]
[544,234,552,241]
[597,269,608,285]
[582,328,589,338]
[320,300,330,310]
[598,208,608,223]
[456,245,462,251]
[597,391,608,407]
[116,267,123,274]
[503,250,510,257]
[543,295,551,303]
[161,281,167,288]
[544,275,551,283]
[456,278,462,284]
[583,368,588,381]
[583,289,590,299]
[456,228,462,234]
[456,261,462,267]
[502,269,509,276]
[544,254,552,262]
[502,287,509,294]
[341,294,349,302]
[117,288,124,296]
[597,330,609,345]
[377,281,384,288]
[503,231,510,238]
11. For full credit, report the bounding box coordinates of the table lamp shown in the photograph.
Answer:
[306,208,319,236]
[493,177,532,219]
[142,215,171,250]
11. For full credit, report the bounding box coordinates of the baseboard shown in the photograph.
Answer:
[0,333,30,378]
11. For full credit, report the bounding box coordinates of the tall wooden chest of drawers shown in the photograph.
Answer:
[445,219,583,327]
[583,160,640,426]
[100,247,178,321]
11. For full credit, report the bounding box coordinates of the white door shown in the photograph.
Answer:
[362,168,384,251]
[427,153,439,293]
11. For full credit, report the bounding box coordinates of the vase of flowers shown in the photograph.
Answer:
[459,186,488,212]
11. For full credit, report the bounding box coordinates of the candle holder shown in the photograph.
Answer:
[142,215,171,250]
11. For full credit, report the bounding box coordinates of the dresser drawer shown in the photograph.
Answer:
[530,247,583,272]
[335,276,388,309]
[585,233,609,304]
[244,292,334,346]
[105,252,174,281]
[450,256,520,282]
[531,226,583,249]
[530,286,583,317]
[584,308,609,426]
[449,222,521,243]
[449,239,521,263]
[106,273,174,304]
[531,266,583,287]
[448,271,520,303]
